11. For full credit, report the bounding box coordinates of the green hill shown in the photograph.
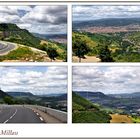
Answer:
[72,32,98,56]
[0,89,11,98]
[0,23,67,61]
[72,92,111,123]
[73,31,140,62]
[0,23,41,48]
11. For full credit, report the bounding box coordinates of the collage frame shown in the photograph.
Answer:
[0,1,140,139]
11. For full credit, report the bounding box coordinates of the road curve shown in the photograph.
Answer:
[0,105,45,123]
[0,41,16,55]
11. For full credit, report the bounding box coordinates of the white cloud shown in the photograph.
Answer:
[73,5,140,21]
[73,66,140,94]
[0,5,67,34]
[0,66,67,95]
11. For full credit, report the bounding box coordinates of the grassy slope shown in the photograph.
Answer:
[0,23,41,48]
[0,45,46,62]
[73,31,140,62]
[72,92,111,123]
[0,23,67,61]
[72,32,98,56]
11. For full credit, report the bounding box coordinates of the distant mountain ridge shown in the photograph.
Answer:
[38,93,67,97]
[109,92,140,98]
[33,33,67,40]
[7,92,35,97]
[0,89,11,98]
[74,91,115,99]
[73,17,140,30]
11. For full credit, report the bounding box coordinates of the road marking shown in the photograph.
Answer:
[39,117,44,121]
[36,113,39,116]
[3,109,17,123]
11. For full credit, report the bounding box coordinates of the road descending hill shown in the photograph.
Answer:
[0,41,16,55]
[0,23,67,62]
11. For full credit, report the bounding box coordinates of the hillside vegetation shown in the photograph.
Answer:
[0,23,67,62]
[0,23,40,47]
[0,89,67,111]
[75,91,140,123]
[72,92,111,123]
[73,31,140,62]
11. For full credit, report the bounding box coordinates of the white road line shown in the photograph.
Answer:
[30,108,44,122]
[3,109,17,124]
[39,117,44,121]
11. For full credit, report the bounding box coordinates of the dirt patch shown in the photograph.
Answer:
[110,114,133,123]
[40,40,48,45]
[73,55,100,63]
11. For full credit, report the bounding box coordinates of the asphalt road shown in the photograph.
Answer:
[0,106,44,123]
[0,42,16,55]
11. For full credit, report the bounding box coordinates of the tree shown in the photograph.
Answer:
[46,46,59,62]
[1,23,8,38]
[73,36,91,62]
[98,45,114,62]
[3,96,14,105]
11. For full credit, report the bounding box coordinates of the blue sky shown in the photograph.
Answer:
[73,66,140,94]
[73,5,140,21]
[0,6,67,34]
[0,66,67,95]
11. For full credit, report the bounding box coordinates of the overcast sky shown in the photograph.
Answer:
[0,66,67,95]
[0,6,67,34]
[73,5,140,21]
[73,66,140,94]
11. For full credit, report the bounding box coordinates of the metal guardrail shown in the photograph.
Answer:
[26,105,67,123]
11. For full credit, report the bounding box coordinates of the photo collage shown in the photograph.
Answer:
[0,2,140,138]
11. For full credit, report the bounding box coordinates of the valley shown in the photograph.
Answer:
[80,25,140,34]
[0,89,67,112]
[72,17,140,62]
[73,91,140,123]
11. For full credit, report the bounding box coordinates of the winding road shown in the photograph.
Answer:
[0,105,44,123]
[0,41,16,55]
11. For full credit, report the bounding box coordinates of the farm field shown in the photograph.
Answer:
[110,114,132,123]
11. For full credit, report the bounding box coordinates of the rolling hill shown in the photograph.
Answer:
[0,89,11,98]
[109,92,140,98]
[0,23,41,48]
[0,23,67,62]
[7,92,35,97]
[75,91,140,115]
[72,25,140,62]
[73,17,140,30]
[72,91,111,123]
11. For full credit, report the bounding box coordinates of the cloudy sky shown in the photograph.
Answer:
[0,6,67,34]
[73,5,140,21]
[73,66,140,94]
[0,66,67,95]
